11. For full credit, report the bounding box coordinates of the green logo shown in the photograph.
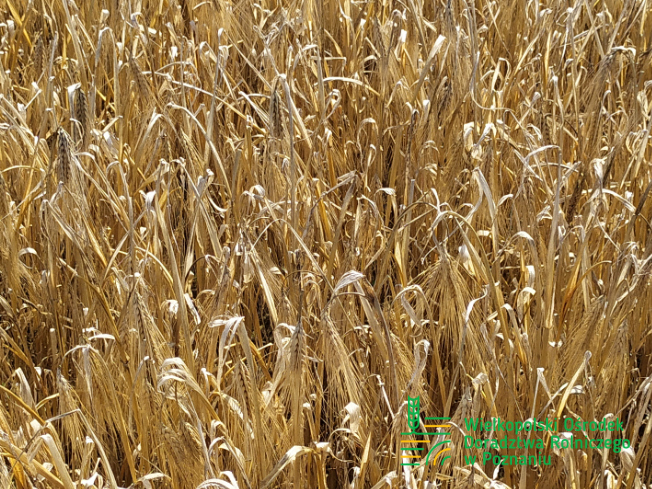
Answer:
[401,396,451,467]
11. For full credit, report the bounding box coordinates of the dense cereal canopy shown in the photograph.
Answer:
[0,0,651,487]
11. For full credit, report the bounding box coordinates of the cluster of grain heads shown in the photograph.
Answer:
[0,0,651,488]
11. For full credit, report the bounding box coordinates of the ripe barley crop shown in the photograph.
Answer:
[0,0,651,488]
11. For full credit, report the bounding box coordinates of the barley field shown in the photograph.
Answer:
[0,0,651,487]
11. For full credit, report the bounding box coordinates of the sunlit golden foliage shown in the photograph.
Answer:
[0,0,651,487]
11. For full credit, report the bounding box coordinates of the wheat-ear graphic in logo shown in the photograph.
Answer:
[401,396,451,467]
